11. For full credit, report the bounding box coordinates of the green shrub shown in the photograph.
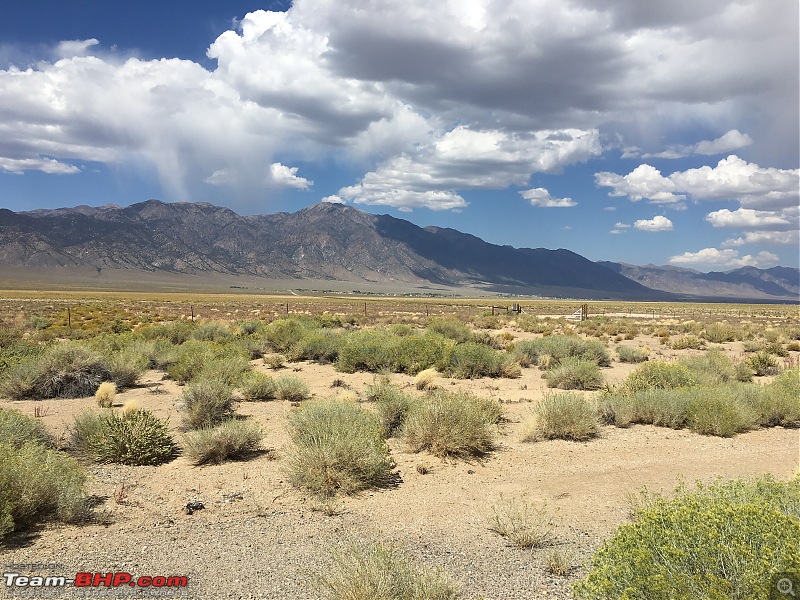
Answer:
[196,354,251,387]
[1,342,111,399]
[669,336,706,350]
[239,371,277,401]
[137,321,194,345]
[84,410,179,466]
[616,346,648,363]
[427,318,474,344]
[574,477,800,600]
[440,342,518,379]
[0,337,43,376]
[366,380,417,437]
[275,375,310,402]
[402,390,501,458]
[512,336,610,368]
[165,340,214,383]
[183,419,262,465]
[679,349,739,385]
[544,357,603,390]
[190,321,233,343]
[322,540,459,600]
[748,351,779,376]
[749,370,800,427]
[488,496,552,549]
[167,341,250,385]
[337,329,398,373]
[70,409,109,454]
[0,441,88,538]
[262,317,319,354]
[524,393,598,441]
[181,379,235,429]
[685,386,757,437]
[107,349,148,388]
[623,361,697,393]
[287,399,395,498]
[0,407,51,448]
[287,329,343,363]
[394,333,451,375]
[701,323,739,343]
[600,388,690,429]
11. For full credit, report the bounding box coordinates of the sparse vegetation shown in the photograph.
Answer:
[367,380,417,438]
[544,357,603,390]
[239,371,277,401]
[287,399,395,498]
[181,379,235,429]
[488,496,552,549]
[275,375,311,402]
[574,476,800,600]
[523,393,598,441]
[0,406,51,449]
[402,390,501,458]
[322,540,459,600]
[616,345,648,363]
[183,419,262,465]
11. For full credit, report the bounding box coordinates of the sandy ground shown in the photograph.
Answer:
[1,333,798,600]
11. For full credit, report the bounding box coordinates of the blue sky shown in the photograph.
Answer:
[1,1,798,271]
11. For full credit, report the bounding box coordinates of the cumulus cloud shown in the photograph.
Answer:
[0,0,796,213]
[269,163,312,189]
[0,156,79,174]
[634,215,673,231]
[331,127,600,210]
[638,129,754,159]
[520,188,576,207]
[705,208,793,230]
[597,156,799,210]
[722,231,799,247]
[669,248,779,269]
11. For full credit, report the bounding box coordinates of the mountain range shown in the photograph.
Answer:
[0,200,797,301]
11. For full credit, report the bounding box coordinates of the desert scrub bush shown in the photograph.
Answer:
[239,371,277,401]
[523,392,598,441]
[669,335,706,350]
[263,352,286,370]
[685,386,758,437]
[274,375,310,402]
[262,317,319,354]
[544,548,573,577]
[337,329,450,375]
[488,496,552,549]
[190,321,233,343]
[748,350,779,376]
[622,360,697,393]
[598,388,690,429]
[0,441,89,539]
[511,335,610,368]
[678,349,740,385]
[181,379,235,429]
[573,476,800,600]
[94,381,116,407]
[414,368,438,391]
[287,399,395,498]
[0,341,111,400]
[0,406,51,449]
[426,318,474,344]
[166,341,250,385]
[616,345,648,363]
[393,333,452,374]
[701,322,740,343]
[0,336,43,376]
[137,321,194,345]
[544,357,603,390]
[748,369,800,427]
[107,348,148,388]
[286,328,343,363]
[183,419,262,465]
[366,380,417,437]
[402,390,501,458]
[80,409,179,466]
[322,540,459,600]
[439,342,519,379]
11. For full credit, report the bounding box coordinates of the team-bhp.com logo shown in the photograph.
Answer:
[4,572,188,590]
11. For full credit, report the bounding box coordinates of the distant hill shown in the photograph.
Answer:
[0,200,664,299]
[598,262,799,301]
[0,199,795,301]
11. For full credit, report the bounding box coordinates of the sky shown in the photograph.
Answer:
[0,0,798,272]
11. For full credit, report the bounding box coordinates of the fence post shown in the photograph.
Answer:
[67,306,71,329]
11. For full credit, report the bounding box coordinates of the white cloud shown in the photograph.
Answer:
[0,156,79,174]
[597,156,800,210]
[694,129,753,155]
[705,208,792,230]
[520,187,576,208]
[55,39,100,59]
[595,164,685,205]
[614,222,630,228]
[269,163,312,189]
[634,215,673,231]
[638,129,754,159]
[332,127,600,210]
[669,247,779,269]
[722,231,800,247]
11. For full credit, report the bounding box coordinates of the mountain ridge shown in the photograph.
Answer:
[1,200,796,301]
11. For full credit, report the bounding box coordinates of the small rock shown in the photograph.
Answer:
[185,501,205,515]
